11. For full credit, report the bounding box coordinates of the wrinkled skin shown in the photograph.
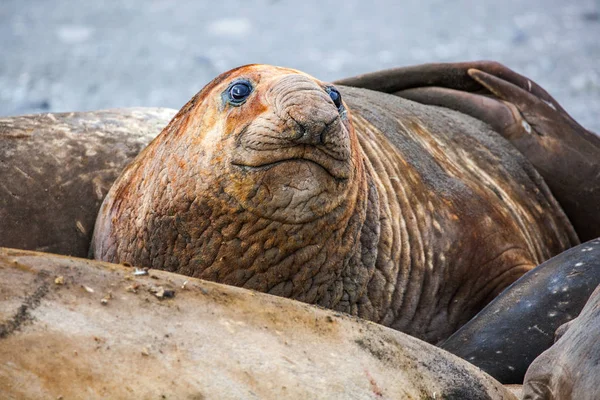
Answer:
[336,61,600,242]
[523,280,600,400]
[92,64,577,343]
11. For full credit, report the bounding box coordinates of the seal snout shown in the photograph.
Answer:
[231,73,352,180]
[282,89,341,146]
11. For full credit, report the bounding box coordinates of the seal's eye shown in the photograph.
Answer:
[327,87,343,110]
[228,81,253,105]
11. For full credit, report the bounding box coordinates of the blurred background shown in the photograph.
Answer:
[1,0,599,132]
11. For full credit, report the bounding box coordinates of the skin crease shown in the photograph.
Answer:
[92,65,578,344]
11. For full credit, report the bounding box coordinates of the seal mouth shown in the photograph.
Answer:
[231,149,350,181]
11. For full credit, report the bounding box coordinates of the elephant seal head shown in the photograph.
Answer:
[92,65,376,306]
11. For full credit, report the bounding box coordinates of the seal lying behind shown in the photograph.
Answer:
[0,109,175,257]
[523,276,600,400]
[441,238,600,383]
[92,64,577,344]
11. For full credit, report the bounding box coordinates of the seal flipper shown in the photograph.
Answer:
[334,61,489,94]
[333,61,566,112]
[337,61,600,241]
[465,68,600,242]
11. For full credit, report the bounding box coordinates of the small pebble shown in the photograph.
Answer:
[83,285,95,293]
[150,286,176,299]
[100,293,112,305]
[125,283,139,293]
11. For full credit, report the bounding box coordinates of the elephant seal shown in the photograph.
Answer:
[0,108,175,257]
[0,247,517,400]
[523,278,600,400]
[441,237,600,383]
[92,64,577,343]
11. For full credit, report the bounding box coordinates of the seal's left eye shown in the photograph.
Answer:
[327,87,343,110]
[228,82,252,104]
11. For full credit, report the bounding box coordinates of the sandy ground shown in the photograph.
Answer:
[1,0,599,132]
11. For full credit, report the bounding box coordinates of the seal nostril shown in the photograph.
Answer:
[285,99,338,145]
[294,125,307,141]
[287,111,338,145]
[319,129,327,144]
[292,121,328,145]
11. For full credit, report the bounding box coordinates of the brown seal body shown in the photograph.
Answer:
[0,108,175,257]
[92,65,577,343]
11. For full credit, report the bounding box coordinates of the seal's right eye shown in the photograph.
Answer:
[227,81,253,105]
